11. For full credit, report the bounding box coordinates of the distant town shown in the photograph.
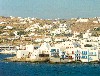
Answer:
[0,16,100,63]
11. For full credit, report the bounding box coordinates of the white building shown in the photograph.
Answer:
[49,47,61,57]
[38,42,51,54]
[65,48,75,62]
[83,30,92,39]
[30,50,39,59]
[93,21,99,24]
[64,47,99,62]
[88,49,99,62]
[16,50,29,58]
[4,26,13,30]
[26,44,34,52]
[16,44,34,58]
[76,18,89,22]
[44,38,52,42]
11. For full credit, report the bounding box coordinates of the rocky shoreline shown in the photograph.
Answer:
[2,56,100,64]
[3,56,49,63]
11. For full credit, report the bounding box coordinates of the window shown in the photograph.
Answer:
[89,52,96,56]
[82,56,87,59]
[57,49,59,52]
[85,51,87,55]
[89,57,92,60]
[82,51,87,55]
[51,49,56,52]
[89,52,93,55]
[72,51,74,54]
[62,52,65,55]
[69,56,72,59]
[94,52,96,55]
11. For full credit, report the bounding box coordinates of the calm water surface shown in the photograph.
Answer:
[0,54,100,76]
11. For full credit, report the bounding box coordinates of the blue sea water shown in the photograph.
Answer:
[0,54,100,76]
[0,0,100,19]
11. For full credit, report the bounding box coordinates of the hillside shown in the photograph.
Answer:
[0,16,100,45]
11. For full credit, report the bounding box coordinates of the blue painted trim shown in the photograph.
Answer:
[88,50,89,62]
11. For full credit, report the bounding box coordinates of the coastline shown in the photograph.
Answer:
[3,56,49,63]
[3,56,99,64]
[0,54,100,76]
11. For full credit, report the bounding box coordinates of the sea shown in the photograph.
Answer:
[0,54,100,76]
[0,0,100,19]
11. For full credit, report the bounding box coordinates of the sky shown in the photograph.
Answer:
[0,0,100,19]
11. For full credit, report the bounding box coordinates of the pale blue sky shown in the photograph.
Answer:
[0,0,100,19]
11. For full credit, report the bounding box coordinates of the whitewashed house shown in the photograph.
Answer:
[54,38,63,42]
[65,48,75,62]
[38,42,51,54]
[44,38,52,42]
[17,42,51,59]
[0,22,6,24]
[25,44,34,52]
[64,47,99,62]
[16,50,29,58]
[16,44,34,58]
[83,30,92,39]
[49,47,61,57]
[30,50,39,59]
[49,47,68,63]
[30,42,51,59]
[77,47,99,62]
[34,38,43,43]
[50,46,70,63]
[80,48,89,62]
[73,31,80,38]
[76,18,89,22]
[4,26,13,30]
[88,49,99,62]
[93,21,99,24]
